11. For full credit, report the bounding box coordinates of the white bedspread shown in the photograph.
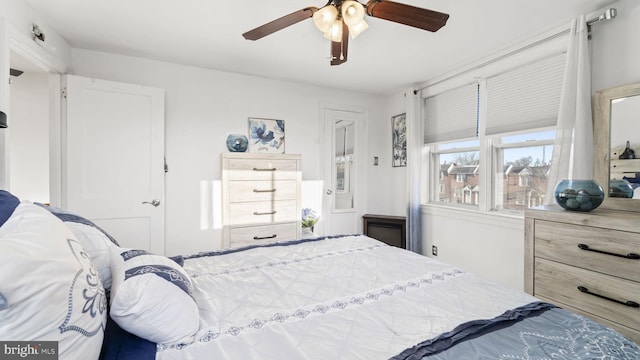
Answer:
[157,235,537,360]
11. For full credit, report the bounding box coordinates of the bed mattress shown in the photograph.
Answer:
[157,235,545,359]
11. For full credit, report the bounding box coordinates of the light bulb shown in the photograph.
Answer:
[341,1,365,27]
[313,6,338,33]
[323,19,343,42]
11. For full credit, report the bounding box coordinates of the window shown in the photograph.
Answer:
[423,52,565,214]
[493,130,554,211]
[424,82,480,208]
[431,140,480,207]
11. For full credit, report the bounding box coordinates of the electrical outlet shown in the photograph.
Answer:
[432,245,438,256]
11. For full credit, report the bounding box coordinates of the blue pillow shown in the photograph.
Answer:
[0,190,20,227]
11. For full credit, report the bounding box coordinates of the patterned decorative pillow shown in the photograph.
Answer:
[109,247,200,345]
[36,203,119,290]
[0,202,107,360]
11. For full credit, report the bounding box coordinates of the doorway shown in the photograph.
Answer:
[8,50,52,203]
[322,107,367,236]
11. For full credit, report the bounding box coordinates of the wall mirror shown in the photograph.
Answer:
[593,81,640,212]
[334,120,355,210]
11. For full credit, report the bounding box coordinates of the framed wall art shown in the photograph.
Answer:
[392,113,407,167]
[248,117,285,153]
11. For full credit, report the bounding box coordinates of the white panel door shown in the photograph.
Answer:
[64,74,165,254]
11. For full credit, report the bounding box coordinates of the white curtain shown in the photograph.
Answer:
[406,87,422,253]
[545,15,593,204]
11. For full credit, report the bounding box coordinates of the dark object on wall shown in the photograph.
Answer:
[226,134,249,152]
[10,68,24,77]
[363,214,406,249]
[619,141,636,159]
[392,113,407,167]
[0,111,7,128]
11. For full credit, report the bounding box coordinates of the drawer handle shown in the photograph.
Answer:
[577,286,640,308]
[253,167,277,172]
[253,211,277,215]
[254,234,277,240]
[577,244,640,260]
[253,189,277,193]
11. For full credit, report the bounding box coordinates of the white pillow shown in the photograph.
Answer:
[109,247,200,345]
[66,222,117,290]
[0,202,107,360]
[35,203,119,291]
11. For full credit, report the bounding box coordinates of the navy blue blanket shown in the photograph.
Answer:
[99,317,156,360]
[0,190,20,227]
[393,301,640,359]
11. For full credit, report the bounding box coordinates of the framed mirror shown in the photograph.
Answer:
[593,81,640,212]
[334,120,355,210]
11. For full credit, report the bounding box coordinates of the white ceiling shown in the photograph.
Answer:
[22,0,616,95]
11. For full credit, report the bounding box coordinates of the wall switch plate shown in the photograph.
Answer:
[432,245,438,256]
[373,156,379,166]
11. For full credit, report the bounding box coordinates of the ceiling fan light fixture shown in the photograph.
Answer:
[313,5,338,32]
[348,19,369,39]
[342,1,365,26]
[323,19,344,42]
[243,1,449,66]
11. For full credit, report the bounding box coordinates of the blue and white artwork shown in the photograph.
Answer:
[392,113,407,167]
[248,118,285,153]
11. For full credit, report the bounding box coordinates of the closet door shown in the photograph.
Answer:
[63,74,165,254]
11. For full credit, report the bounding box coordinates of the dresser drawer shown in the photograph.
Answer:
[228,200,298,225]
[228,180,297,202]
[534,258,640,331]
[227,159,298,181]
[534,220,640,282]
[228,223,299,248]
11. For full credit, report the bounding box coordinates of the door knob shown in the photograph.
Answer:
[326,189,333,195]
[143,199,161,207]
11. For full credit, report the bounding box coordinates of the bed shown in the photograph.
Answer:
[1,191,638,360]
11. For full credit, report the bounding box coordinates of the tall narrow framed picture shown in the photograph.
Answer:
[248,117,285,153]
[392,113,407,167]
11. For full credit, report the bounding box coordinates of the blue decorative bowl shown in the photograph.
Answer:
[609,179,634,198]
[226,134,248,152]
[554,180,604,212]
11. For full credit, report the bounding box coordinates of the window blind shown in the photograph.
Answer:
[423,83,479,144]
[485,53,566,135]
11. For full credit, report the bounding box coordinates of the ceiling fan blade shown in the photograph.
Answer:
[366,0,449,32]
[331,22,349,66]
[243,7,318,40]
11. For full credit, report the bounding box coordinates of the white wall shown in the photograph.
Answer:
[591,0,640,91]
[592,0,640,150]
[365,91,408,216]
[70,49,385,256]
[8,70,49,202]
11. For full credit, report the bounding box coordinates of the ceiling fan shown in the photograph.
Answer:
[242,0,449,66]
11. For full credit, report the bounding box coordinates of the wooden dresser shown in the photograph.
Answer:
[525,205,640,343]
[221,153,301,248]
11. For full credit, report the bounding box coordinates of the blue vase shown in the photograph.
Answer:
[609,179,634,198]
[226,134,248,152]
[554,180,604,212]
